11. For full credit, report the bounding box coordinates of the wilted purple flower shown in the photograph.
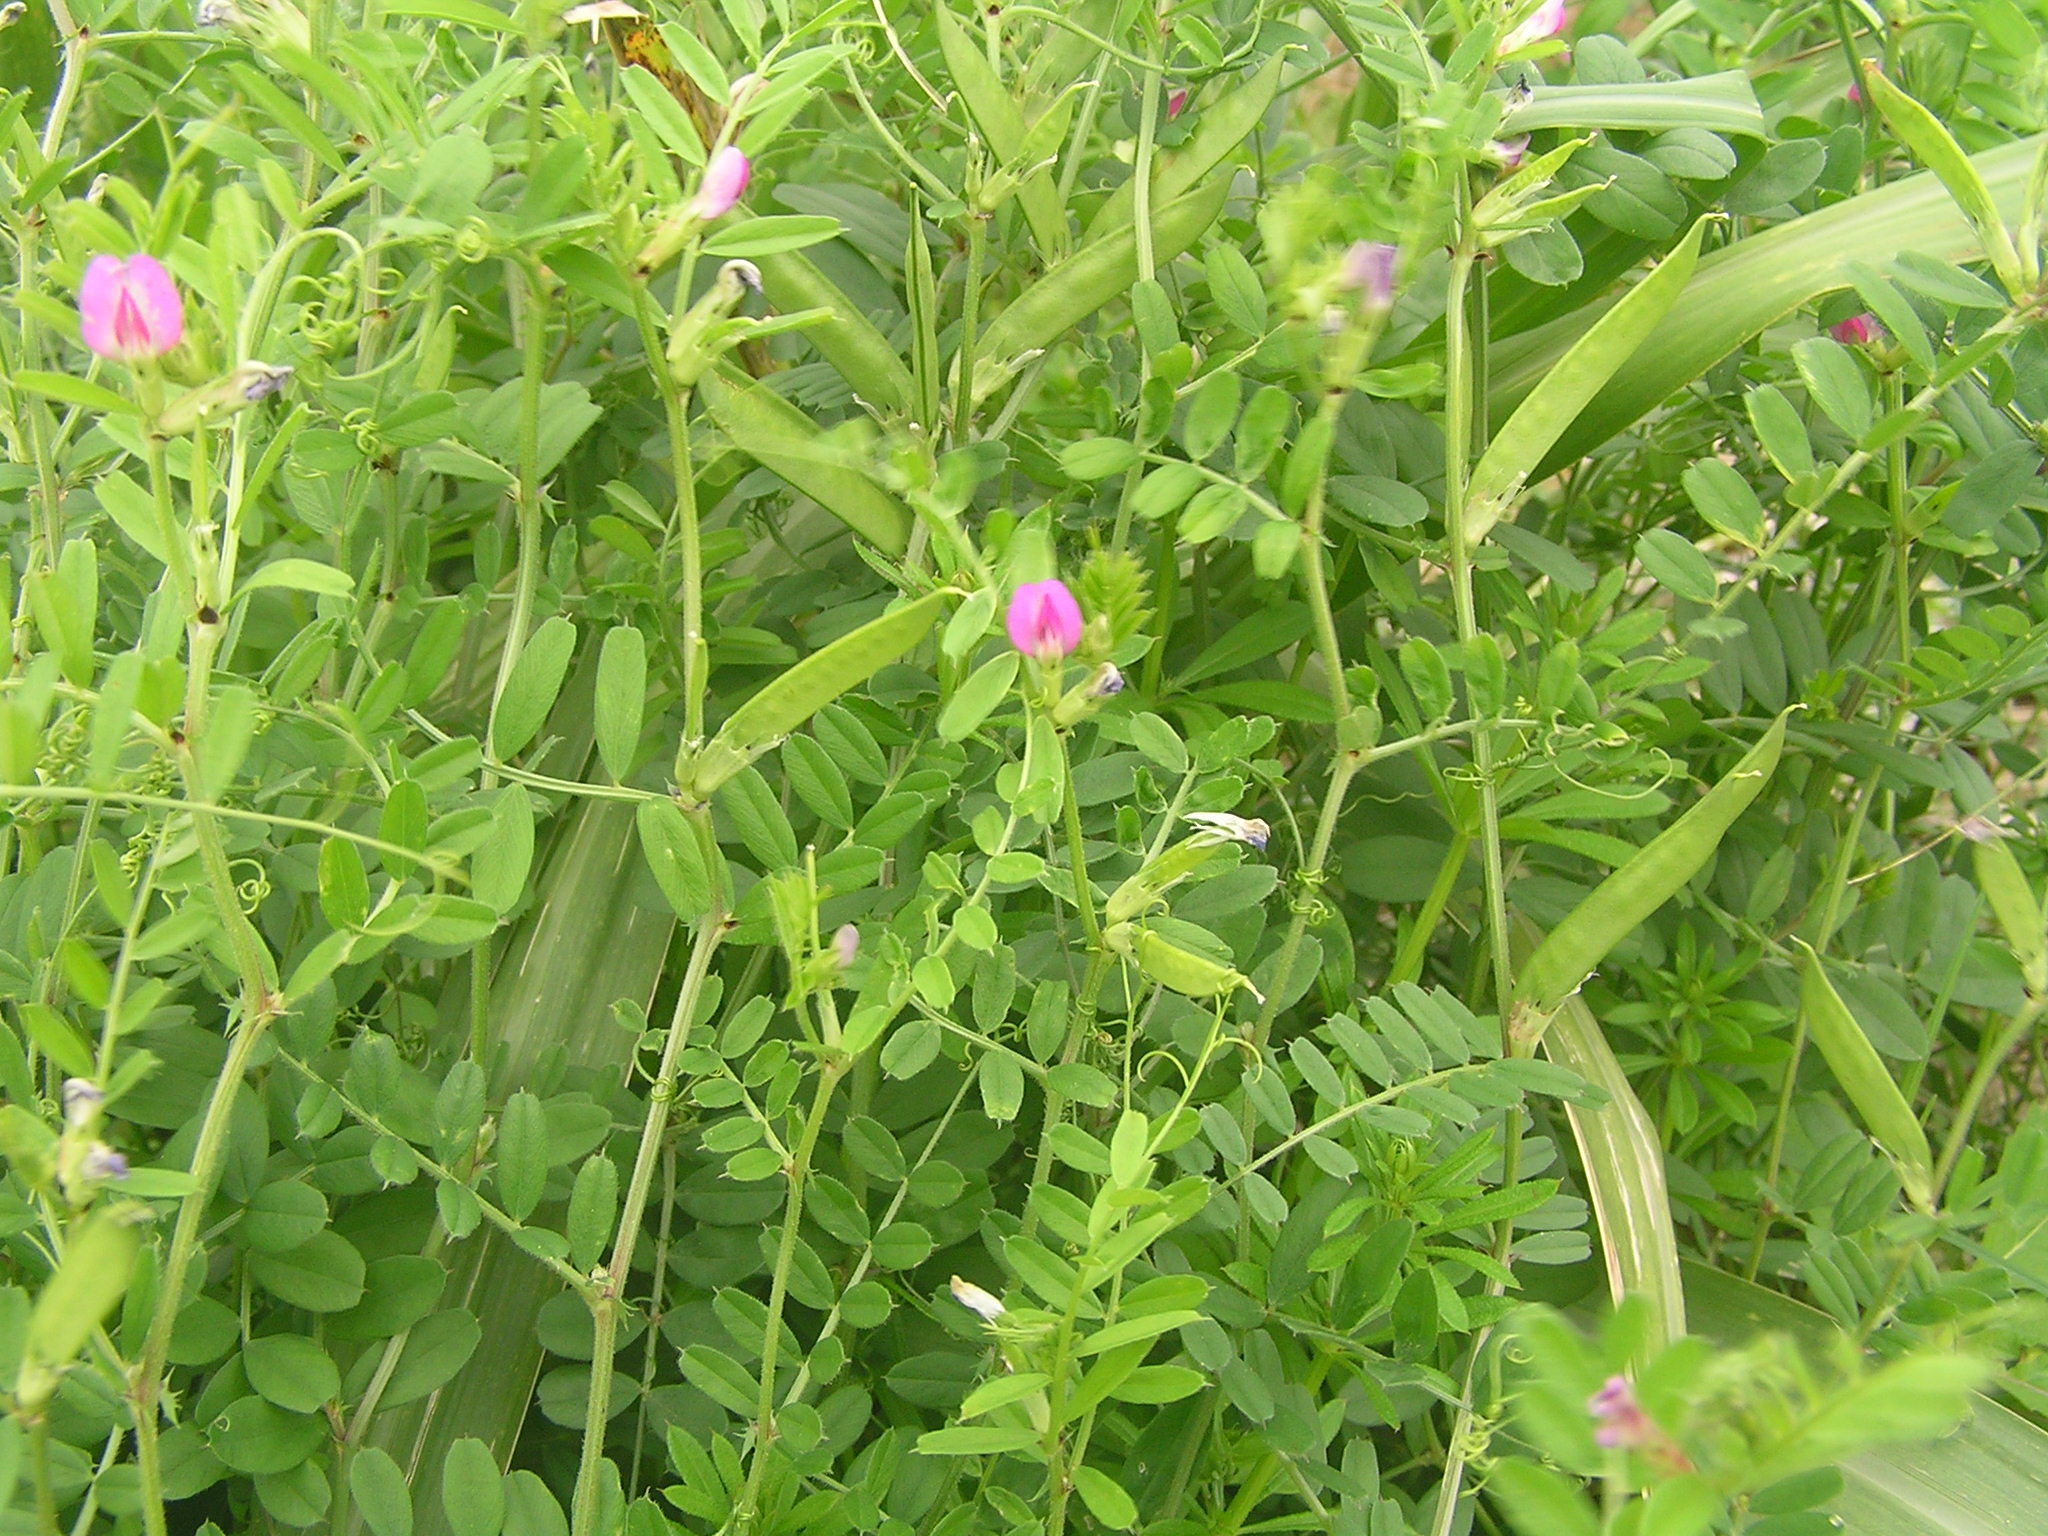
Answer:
[562,0,641,44]
[1183,811,1271,852]
[63,1078,104,1129]
[1491,135,1531,170]
[832,923,860,969]
[1830,313,1882,346]
[1588,1375,1655,1450]
[1089,663,1125,698]
[1501,0,1567,52]
[1006,580,1083,664]
[79,254,184,362]
[1339,241,1398,314]
[950,1275,1005,1320]
[690,145,751,220]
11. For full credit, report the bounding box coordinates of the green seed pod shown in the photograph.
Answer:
[1973,837,2046,994]
[1107,921,1255,1001]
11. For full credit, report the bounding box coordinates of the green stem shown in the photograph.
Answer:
[1057,726,1103,952]
[1934,996,2044,1198]
[1020,951,1111,1241]
[1235,754,1358,1259]
[132,1001,273,1536]
[733,1058,846,1535]
[952,203,987,451]
[571,897,727,1536]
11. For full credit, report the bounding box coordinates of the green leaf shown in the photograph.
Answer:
[496,1092,549,1221]
[1071,1466,1138,1529]
[1466,217,1709,543]
[239,558,356,600]
[245,1335,341,1414]
[938,652,1020,741]
[1634,528,1719,602]
[1792,336,1872,440]
[11,369,139,415]
[320,837,370,930]
[19,1206,141,1401]
[594,626,646,783]
[350,1448,415,1536]
[914,1425,1043,1457]
[442,1438,506,1536]
[636,799,713,921]
[1681,459,1767,547]
[491,616,577,759]
[1204,244,1267,335]
[566,1154,619,1273]
[247,1230,367,1312]
[1486,1460,1600,1536]
[702,215,844,258]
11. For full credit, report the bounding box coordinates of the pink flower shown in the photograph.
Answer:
[1847,81,1862,105]
[690,145,750,220]
[1830,313,1882,346]
[79,254,184,363]
[1005,579,1083,664]
[1588,1375,1651,1449]
[1167,88,1188,119]
[1501,0,1566,52]
[1491,135,1531,170]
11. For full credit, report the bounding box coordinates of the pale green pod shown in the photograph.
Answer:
[698,372,913,553]
[753,249,915,415]
[683,589,954,799]
[1973,838,2046,994]
[1797,941,1935,1212]
[1513,709,1790,1041]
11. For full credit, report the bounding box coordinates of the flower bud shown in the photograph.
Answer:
[1830,312,1882,346]
[154,362,293,436]
[1005,579,1083,665]
[691,145,751,220]
[79,254,184,363]
[1501,0,1566,53]
[832,923,860,970]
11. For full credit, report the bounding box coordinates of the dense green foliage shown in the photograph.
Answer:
[4,2,2048,1535]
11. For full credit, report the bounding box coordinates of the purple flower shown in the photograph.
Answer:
[1830,313,1882,346]
[1339,241,1399,314]
[690,145,750,220]
[1167,88,1188,119]
[1006,580,1083,664]
[1502,0,1567,52]
[1089,663,1125,698]
[79,254,184,362]
[81,1143,129,1183]
[1491,135,1531,170]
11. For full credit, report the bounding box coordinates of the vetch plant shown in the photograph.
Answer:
[2,4,2048,1536]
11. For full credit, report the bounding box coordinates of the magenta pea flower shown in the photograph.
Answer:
[690,145,750,220]
[1830,312,1882,346]
[1167,88,1189,119]
[1501,0,1567,52]
[1006,579,1083,664]
[79,253,184,363]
